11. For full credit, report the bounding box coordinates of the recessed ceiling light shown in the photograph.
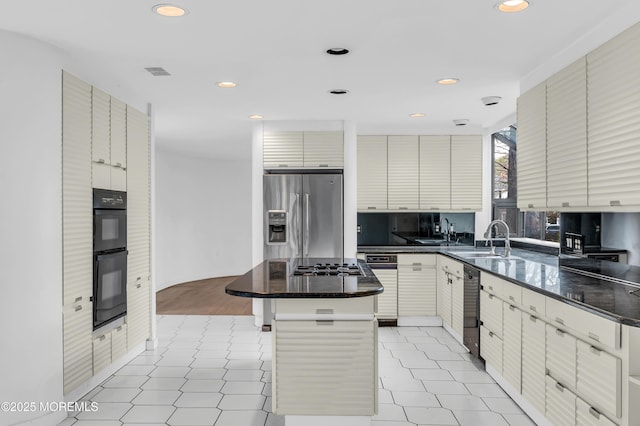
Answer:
[453,119,470,126]
[329,89,349,95]
[497,0,529,13]
[152,4,188,17]
[217,81,237,88]
[326,48,350,55]
[249,115,264,119]
[481,96,502,106]
[437,78,460,85]
[409,113,425,118]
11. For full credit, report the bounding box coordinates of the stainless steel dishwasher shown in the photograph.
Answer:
[463,265,480,358]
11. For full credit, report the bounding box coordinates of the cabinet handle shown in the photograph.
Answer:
[589,407,601,419]
[136,276,142,281]
[74,305,82,312]
[610,200,621,206]
[528,204,534,208]
[508,295,515,301]
[555,317,564,325]
[97,158,105,164]
[555,328,565,337]
[367,207,377,210]
[489,331,494,338]
[278,164,289,168]
[115,162,122,167]
[529,305,536,312]
[412,262,422,266]
[588,332,600,342]
[589,345,602,356]
[136,283,142,288]
[488,294,494,300]
[529,315,537,322]
[488,285,494,291]
[318,164,329,167]
[399,207,408,210]
[555,382,565,392]
[75,296,83,302]
[99,335,106,341]
[509,305,516,311]
[116,326,122,332]
[562,202,570,207]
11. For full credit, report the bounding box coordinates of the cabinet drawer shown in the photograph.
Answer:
[398,254,436,266]
[576,397,618,426]
[274,297,375,318]
[546,324,577,389]
[522,288,546,316]
[501,280,522,305]
[546,375,577,426]
[480,290,503,337]
[546,298,620,349]
[480,325,503,372]
[482,273,503,296]
[438,256,463,278]
[576,340,621,418]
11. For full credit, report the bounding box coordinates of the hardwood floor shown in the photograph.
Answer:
[156,276,252,315]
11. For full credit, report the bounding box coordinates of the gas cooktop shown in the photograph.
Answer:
[293,262,362,277]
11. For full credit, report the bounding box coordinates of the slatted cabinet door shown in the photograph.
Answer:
[387,136,419,210]
[397,255,437,316]
[503,303,522,392]
[263,131,304,169]
[546,324,577,390]
[303,131,343,168]
[451,135,482,211]
[92,332,112,374]
[273,320,376,416]
[357,136,388,210]
[522,313,546,415]
[419,136,451,210]
[517,82,547,210]
[587,22,640,207]
[110,97,127,168]
[372,269,398,319]
[546,375,577,426]
[546,57,588,208]
[576,340,621,418]
[62,72,94,395]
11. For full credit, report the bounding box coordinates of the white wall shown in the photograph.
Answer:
[0,30,65,425]
[155,148,252,290]
[602,213,640,266]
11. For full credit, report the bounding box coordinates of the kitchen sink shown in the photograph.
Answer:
[453,251,523,260]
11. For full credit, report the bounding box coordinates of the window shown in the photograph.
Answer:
[491,126,559,242]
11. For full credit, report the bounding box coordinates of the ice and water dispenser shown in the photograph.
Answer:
[267,210,287,244]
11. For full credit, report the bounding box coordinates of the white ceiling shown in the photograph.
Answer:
[2,1,640,160]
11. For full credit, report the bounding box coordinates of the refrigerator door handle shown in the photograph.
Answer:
[304,192,310,257]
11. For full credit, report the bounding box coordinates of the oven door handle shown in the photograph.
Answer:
[96,250,128,261]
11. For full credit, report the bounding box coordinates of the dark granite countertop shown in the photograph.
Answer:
[359,246,640,326]
[225,258,383,299]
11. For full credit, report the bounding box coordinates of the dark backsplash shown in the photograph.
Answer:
[357,212,475,246]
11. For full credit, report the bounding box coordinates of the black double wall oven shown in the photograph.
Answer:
[93,188,127,331]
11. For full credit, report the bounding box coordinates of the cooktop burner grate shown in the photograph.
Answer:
[293,263,362,276]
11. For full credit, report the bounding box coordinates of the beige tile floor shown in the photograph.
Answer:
[57,315,536,426]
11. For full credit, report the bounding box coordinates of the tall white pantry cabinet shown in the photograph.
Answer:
[62,71,151,395]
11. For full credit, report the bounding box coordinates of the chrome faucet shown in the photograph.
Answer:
[441,218,450,242]
[484,219,511,258]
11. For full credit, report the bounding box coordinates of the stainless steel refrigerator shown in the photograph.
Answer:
[264,173,344,260]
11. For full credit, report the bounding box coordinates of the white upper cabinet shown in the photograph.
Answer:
[263,131,304,169]
[357,136,388,210]
[451,135,482,210]
[587,22,640,207]
[110,97,127,168]
[517,82,547,210]
[387,136,419,210]
[263,131,344,169]
[419,136,451,210]
[303,131,343,168]
[546,57,587,208]
[91,87,110,165]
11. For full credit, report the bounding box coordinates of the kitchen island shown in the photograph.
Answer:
[226,258,383,426]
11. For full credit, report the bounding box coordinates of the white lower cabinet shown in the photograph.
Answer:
[437,255,464,341]
[577,397,618,426]
[272,319,377,416]
[546,375,577,426]
[63,302,93,395]
[546,323,577,389]
[372,269,397,319]
[111,324,127,360]
[397,255,436,316]
[480,325,503,372]
[576,340,622,418]
[92,332,112,374]
[502,304,522,392]
[480,290,503,338]
[522,313,546,415]
[437,265,452,326]
[127,280,151,349]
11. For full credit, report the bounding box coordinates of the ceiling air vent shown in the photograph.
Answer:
[145,67,171,77]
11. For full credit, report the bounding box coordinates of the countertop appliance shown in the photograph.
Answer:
[562,232,627,263]
[262,172,344,328]
[463,265,480,358]
[93,188,128,331]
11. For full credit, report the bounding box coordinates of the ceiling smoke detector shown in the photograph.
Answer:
[326,48,350,55]
[329,89,349,95]
[481,96,502,106]
[453,119,470,126]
